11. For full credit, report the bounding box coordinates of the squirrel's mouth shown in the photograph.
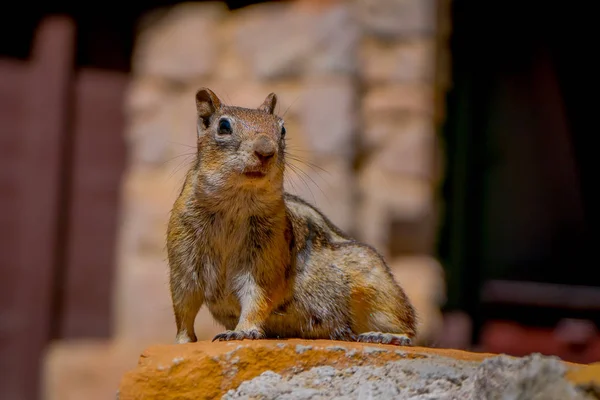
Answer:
[243,171,266,179]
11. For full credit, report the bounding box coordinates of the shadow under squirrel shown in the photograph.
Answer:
[167,88,417,345]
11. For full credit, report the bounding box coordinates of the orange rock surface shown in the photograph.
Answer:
[117,339,596,400]
[567,362,600,396]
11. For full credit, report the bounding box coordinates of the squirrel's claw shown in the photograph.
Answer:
[212,328,264,342]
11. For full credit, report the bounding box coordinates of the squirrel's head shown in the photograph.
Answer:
[194,87,286,193]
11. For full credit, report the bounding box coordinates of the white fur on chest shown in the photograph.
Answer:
[197,214,251,302]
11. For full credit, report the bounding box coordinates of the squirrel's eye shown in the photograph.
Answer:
[218,119,232,135]
[281,126,286,137]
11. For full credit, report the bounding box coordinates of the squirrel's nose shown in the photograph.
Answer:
[253,137,276,162]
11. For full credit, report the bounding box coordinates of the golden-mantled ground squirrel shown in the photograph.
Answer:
[167,88,416,345]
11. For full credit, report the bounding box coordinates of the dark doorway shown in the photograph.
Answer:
[440,0,598,363]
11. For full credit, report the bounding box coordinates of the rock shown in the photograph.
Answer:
[360,37,436,83]
[213,13,250,81]
[362,112,422,149]
[117,168,180,259]
[363,84,435,116]
[387,202,439,255]
[473,354,589,400]
[356,165,434,255]
[299,77,356,157]
[306,8,360,77]
[117,340,591,400]
[132,2,226,81]
[566,363,600,396]
[124,83,196,167]
[125,98,172,165]
[124,78,170,117]
[366,115,436,179]
[357,109,439,255]
[235,3,358,79]
[356,0,437,38]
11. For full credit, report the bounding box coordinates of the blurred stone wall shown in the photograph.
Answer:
[43,1,451,398]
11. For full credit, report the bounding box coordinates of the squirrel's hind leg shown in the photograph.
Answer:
[345,247,417,346]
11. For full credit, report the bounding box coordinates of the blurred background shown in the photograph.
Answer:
[0,0,597,399]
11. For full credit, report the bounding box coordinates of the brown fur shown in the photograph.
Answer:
[167,88,417,345]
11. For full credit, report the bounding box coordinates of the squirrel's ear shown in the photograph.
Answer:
[258,93,277,114]
[196,88,222,127]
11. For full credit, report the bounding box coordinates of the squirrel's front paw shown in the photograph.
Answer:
[212,328,265,342]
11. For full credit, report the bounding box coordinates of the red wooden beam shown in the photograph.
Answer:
[58,68,128,339]
[11,15,75,400]
[0,59,29,400]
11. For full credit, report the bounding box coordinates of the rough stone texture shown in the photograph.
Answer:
[125,95,172,166]
[357,165,434,256]
[360,37,436,83]
[132,2,226,81]
[124,78,170,117]
[372,117,435,179]
[389,203,440,256]
[363,84,435,116]
[117,340,594,400]
[235,3,359,79]
[299,77,356,157]
[116,167,179,260]
[356,0,437,38]
[471,354,585,400]
[225,359,477,399]
[362,112,428,149]
[225,355,592,400]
